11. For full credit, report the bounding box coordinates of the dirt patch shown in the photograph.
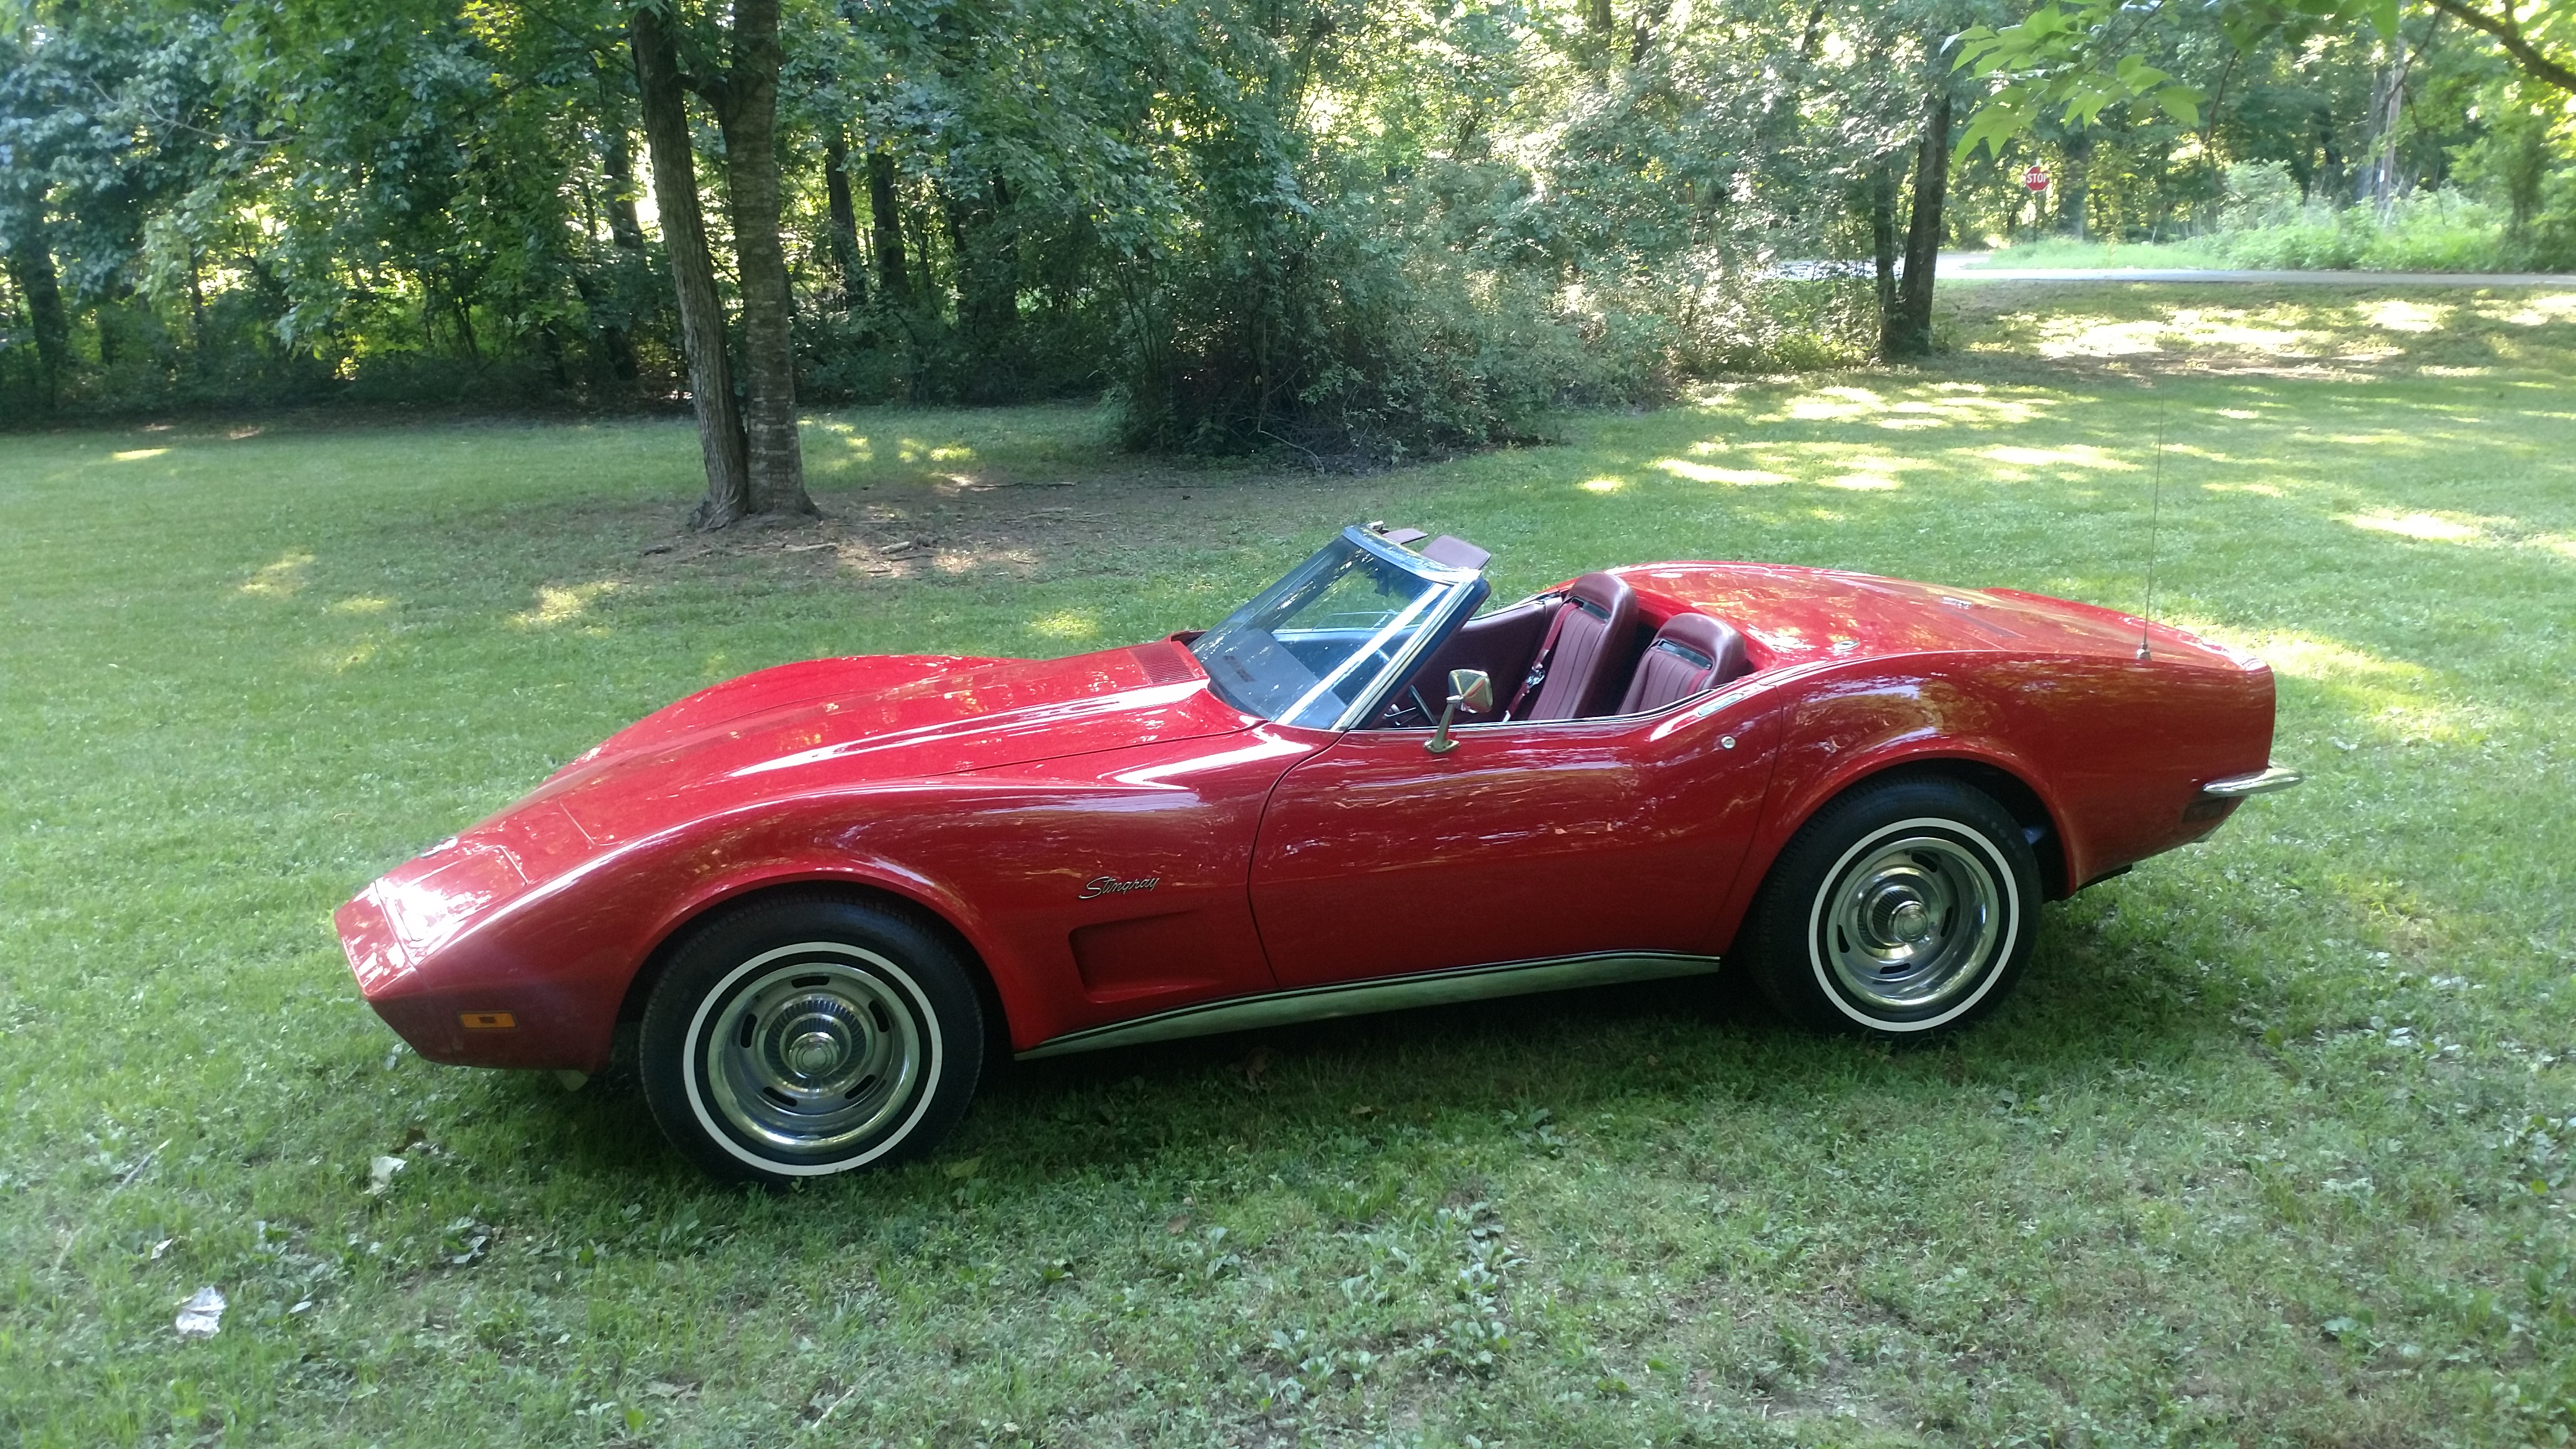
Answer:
[624,466,1422,589]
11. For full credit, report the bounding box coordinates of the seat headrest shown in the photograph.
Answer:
[1566,570,1632,620]
[1650,612,1741,672]
[1615,611,1752,715]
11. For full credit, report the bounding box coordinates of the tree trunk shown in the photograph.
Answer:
[823,129,866,311]
[1869,159,1899,344]
[604,123,648,254]
[946,176,1018,394]
[7,237,66,408]
[710,0,814,518]
[1884,87,1951,362]
[2060,133,2092,238]
[598,121,645,380]
[868,148,910,306]
[630,5,751,529]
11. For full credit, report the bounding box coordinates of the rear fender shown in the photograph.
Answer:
[1705,664,2075,955]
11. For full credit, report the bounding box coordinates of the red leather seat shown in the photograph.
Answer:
[1508,572,1639,721]
[1616,611,1751,715]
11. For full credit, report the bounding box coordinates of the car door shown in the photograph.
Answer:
[1247,689,1783,988]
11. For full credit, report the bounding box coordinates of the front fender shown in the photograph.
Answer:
[355,784,1034,1073]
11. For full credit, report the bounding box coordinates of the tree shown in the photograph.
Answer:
[1884,86,1955,359]
[627,0,812,527]
[629,4,749,527]
[1954,0,2574,172]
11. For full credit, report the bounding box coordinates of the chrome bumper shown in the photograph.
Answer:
[2200,765,2304,798]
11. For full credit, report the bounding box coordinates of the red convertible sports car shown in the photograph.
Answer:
[337,524,2299,1181]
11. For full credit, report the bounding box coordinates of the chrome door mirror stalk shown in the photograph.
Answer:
[1425,669,1492,755]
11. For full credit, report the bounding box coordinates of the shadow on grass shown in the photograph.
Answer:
[489,889,2250,1198]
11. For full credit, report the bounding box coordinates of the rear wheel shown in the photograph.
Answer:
[1737,777,2040,1037]
[640,894,984,1183]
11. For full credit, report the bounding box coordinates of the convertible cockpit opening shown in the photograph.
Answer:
[1196,524,1768,734]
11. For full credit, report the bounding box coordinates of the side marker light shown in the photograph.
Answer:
[459,1011,517,1030]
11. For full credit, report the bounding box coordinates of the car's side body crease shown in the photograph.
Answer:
[1014,950,1726,1060]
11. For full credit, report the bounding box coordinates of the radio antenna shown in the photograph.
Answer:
[2138,391,2166,663]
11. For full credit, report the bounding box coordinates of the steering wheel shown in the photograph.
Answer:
[1379,684,1437,729]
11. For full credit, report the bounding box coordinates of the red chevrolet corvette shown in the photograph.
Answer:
[337,524,2298,1181]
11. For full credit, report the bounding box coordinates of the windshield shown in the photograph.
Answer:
[1191,528,1482,729]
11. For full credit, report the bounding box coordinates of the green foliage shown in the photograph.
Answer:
[1952,0,2204,162]
[4,0,2569,438]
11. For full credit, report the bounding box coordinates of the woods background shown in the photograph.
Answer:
[3,0,2572,461]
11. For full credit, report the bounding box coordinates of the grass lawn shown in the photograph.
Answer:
[4,282,2575,1446]
[1957,238,2235,271]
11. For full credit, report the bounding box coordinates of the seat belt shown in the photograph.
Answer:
[1502,599,1573,721]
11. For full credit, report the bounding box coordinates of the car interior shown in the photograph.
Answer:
[1374,534,1758,730]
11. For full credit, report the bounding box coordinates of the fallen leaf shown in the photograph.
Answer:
[367,1155,406,1194]
[175,1286,225,1338]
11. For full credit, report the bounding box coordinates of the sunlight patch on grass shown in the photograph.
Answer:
[1654,458,1787,487]
[2203,482,2287,497]
[2360,300,2452,334]
[1780,385,1892,420]
[933,546,1040,576]
[2201,626,2474,742]
[511,580,623,629]
[2342,511,2482,543]
[2237,632,2427,683]
[895,438,976,464]
[1580,476,1626,494]
[1030,609,1100,640]
[316,638,382,674]
[1769,383,2051,428]
[110,447,168,462]
[2489,291,2576,327]
[238,550,314,598]
[2035,317,2171,358]
[1978,444,2139,471]
[330,595,394,614]
[1804,451,1927,491]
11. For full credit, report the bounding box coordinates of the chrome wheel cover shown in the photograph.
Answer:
[1812,826,2007,1017]
[688,944,933,1160]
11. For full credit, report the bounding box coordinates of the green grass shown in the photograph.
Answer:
[1960,237,2230,271]
[4,285,2575,1445]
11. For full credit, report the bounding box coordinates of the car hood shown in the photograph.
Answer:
[347,640,1249,976]
[523,640,1247,846]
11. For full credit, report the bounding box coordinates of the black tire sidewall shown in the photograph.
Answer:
[1743,778,2040,1038]
[639,894,984,1183]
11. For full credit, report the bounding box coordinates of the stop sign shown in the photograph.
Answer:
[2023,165,2051,193]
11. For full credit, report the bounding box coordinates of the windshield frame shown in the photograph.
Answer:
[1192,525,1488,731]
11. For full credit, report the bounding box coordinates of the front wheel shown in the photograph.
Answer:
[1736,776,2040,1038]
[640,893,985,1183]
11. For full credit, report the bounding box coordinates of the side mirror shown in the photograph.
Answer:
[1425,669,1492,755]
[1451,668,1494,714]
